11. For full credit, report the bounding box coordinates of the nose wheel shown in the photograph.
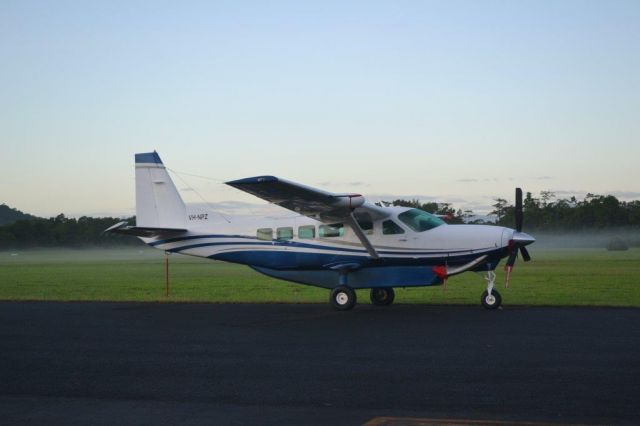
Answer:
[481,289,502,309]
[481,270,502,310]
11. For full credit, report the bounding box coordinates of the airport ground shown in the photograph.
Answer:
[1,248,639,424]
[1,302,639,425]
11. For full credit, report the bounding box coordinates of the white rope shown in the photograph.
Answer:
[166,167,231,223]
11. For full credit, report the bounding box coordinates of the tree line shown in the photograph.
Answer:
[0,203,36,226]
[1,191,640,249]
[0,214,141,249]
[387,192,640,231]
[491,192,640,230]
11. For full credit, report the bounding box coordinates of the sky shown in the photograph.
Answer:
[1,0,639,218]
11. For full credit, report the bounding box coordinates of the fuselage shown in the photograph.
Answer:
[143,206,524,289]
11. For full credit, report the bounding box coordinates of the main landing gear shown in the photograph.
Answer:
[481,270,502,310]
[370,287,395,306]
[330,286,357,311]
[329,286,396,310]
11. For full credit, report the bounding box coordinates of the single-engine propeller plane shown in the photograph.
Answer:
[107,152,535,310]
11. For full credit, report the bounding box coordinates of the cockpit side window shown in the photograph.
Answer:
[398,209,445,232]
[382,220,405,235]
[354,212,373,235]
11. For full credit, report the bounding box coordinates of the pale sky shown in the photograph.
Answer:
[1,0,639,218]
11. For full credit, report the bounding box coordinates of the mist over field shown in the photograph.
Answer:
[529,229,640,249]
[2,226,639,257]
[0,247,162,262]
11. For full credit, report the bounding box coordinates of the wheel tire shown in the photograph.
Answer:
[330,286,357,311]
[370,287,395,306]
[481,289,502,310]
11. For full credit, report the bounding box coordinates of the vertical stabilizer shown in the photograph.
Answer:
[135,152,186,228]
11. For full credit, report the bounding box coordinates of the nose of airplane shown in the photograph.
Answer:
[512,231,535,247]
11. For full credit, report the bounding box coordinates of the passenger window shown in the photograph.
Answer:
[319,223,345,237]
[298,225,315,239]
[382,220,405,235]
[276,227,293,240]
[257,228,273,241]
[354,212,373,234]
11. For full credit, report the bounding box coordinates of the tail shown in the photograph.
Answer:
[135,151,186,228]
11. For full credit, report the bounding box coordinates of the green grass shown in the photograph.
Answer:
[0,247,639,306]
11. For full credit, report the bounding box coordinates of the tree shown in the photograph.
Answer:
[491,198,509,223]
[0,204,38,226]
[540,191,556,207]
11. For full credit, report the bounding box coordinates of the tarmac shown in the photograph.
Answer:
[1,301,639,425]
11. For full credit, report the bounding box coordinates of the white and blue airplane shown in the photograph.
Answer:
[107,152,535,310]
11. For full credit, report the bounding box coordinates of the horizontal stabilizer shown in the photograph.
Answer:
[104,221,187,238]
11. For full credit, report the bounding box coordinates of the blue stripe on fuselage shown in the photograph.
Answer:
[149,234,256,246]
[151,234,486,256]
[204,247,506,271]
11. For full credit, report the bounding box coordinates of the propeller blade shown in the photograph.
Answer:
[506,251,518,268]
[515,187,523,232]
[520,246,531,262]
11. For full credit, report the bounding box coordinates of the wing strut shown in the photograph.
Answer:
[346,213,379,259]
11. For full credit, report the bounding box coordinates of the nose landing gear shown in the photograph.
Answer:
[481,270,502,309]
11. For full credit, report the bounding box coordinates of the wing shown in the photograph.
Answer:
[225,176,390,258]
[225,176,389,222]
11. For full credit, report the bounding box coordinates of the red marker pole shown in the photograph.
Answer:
[505,265,512,288]
[165,252,170,297]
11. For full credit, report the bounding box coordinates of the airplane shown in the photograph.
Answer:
[106,151,535,310]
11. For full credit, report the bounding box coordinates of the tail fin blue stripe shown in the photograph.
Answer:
[135,152,163,164]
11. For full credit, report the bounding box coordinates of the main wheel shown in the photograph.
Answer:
[370,287,395,306]
[330,286,357,311]
[481,289,502,310]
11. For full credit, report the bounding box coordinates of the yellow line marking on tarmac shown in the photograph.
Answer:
[363,417,594,426]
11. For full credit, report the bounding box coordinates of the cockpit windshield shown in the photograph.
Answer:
[397,208,445,232]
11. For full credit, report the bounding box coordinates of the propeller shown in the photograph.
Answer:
[515,187,523,232]
[505,188,534,287]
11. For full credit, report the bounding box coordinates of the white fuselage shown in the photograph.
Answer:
[145,206,513,266]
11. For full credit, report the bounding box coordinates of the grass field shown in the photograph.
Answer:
[1,247,639,306]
